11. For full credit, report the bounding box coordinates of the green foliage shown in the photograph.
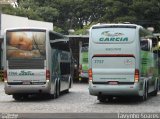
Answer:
[74,28,88,35]
[36,7,59,22]
[53,26,65,33]
[2,0,160,33]
[74,22,97,35]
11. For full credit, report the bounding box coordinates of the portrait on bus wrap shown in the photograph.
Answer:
[6,31,46,59]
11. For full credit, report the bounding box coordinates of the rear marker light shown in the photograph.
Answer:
[46,70,50,80]
[134,69,139,83]
[88,68,92,81]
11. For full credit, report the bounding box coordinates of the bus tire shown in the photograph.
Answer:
[13,94,23,101]
[55,80,60,98]
[98,96,106,103]
[69,77,72,88]
[50,93,55,99]
[107,97,113,102]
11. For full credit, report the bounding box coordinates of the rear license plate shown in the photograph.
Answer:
[108,81,118,85]
[22,81,31,85]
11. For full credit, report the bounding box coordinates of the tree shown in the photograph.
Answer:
[131,0,160,32]
[2,0,160,33]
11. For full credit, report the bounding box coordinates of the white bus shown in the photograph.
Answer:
[4,28,73,100]
[88,23,159,102]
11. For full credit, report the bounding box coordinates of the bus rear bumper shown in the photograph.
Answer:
[89,81,143,97]
[4,81,51,95]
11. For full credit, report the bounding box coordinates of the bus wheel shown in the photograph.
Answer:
[55,80,60,98]
[50,93,55,99]
[23,94,28,100]
[13,94,23,101]
[151,82,158,96]
[98,96,106,103]
[107,97,113,102]
[69,77,72,88]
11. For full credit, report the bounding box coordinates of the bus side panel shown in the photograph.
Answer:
[51,48,60,91]
[140,51,158,92]
[50,49,72,93]
[59,50,71,91]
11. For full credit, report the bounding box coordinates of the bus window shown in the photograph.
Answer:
[140,39,151,51]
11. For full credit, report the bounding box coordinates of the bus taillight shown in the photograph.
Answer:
[134,69,139,82]
[88,68,92,81]
[46,70,50,80]
[3,70,7,81]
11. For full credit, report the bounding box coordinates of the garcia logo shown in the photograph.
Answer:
[99,37,128,42]
[99,31,128,42]
[101,31,124,37]
[9,71,34,76]
[19,71,34,76]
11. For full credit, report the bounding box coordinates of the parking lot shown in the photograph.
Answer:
[0,82,160,114]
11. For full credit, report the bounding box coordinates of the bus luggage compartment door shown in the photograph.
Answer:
[7,69,46,85]
[91,56,135,83]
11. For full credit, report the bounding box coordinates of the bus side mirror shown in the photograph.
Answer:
[140,40,151,51]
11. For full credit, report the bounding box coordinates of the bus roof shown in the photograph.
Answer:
[5,27,48,31]
[91,23,142,29]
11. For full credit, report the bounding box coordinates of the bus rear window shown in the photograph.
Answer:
[91,28,136,44]
[6,30,46,59]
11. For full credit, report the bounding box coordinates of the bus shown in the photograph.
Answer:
[3,28,73,100]
[88,23,159,102]
[79,43,89,81]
